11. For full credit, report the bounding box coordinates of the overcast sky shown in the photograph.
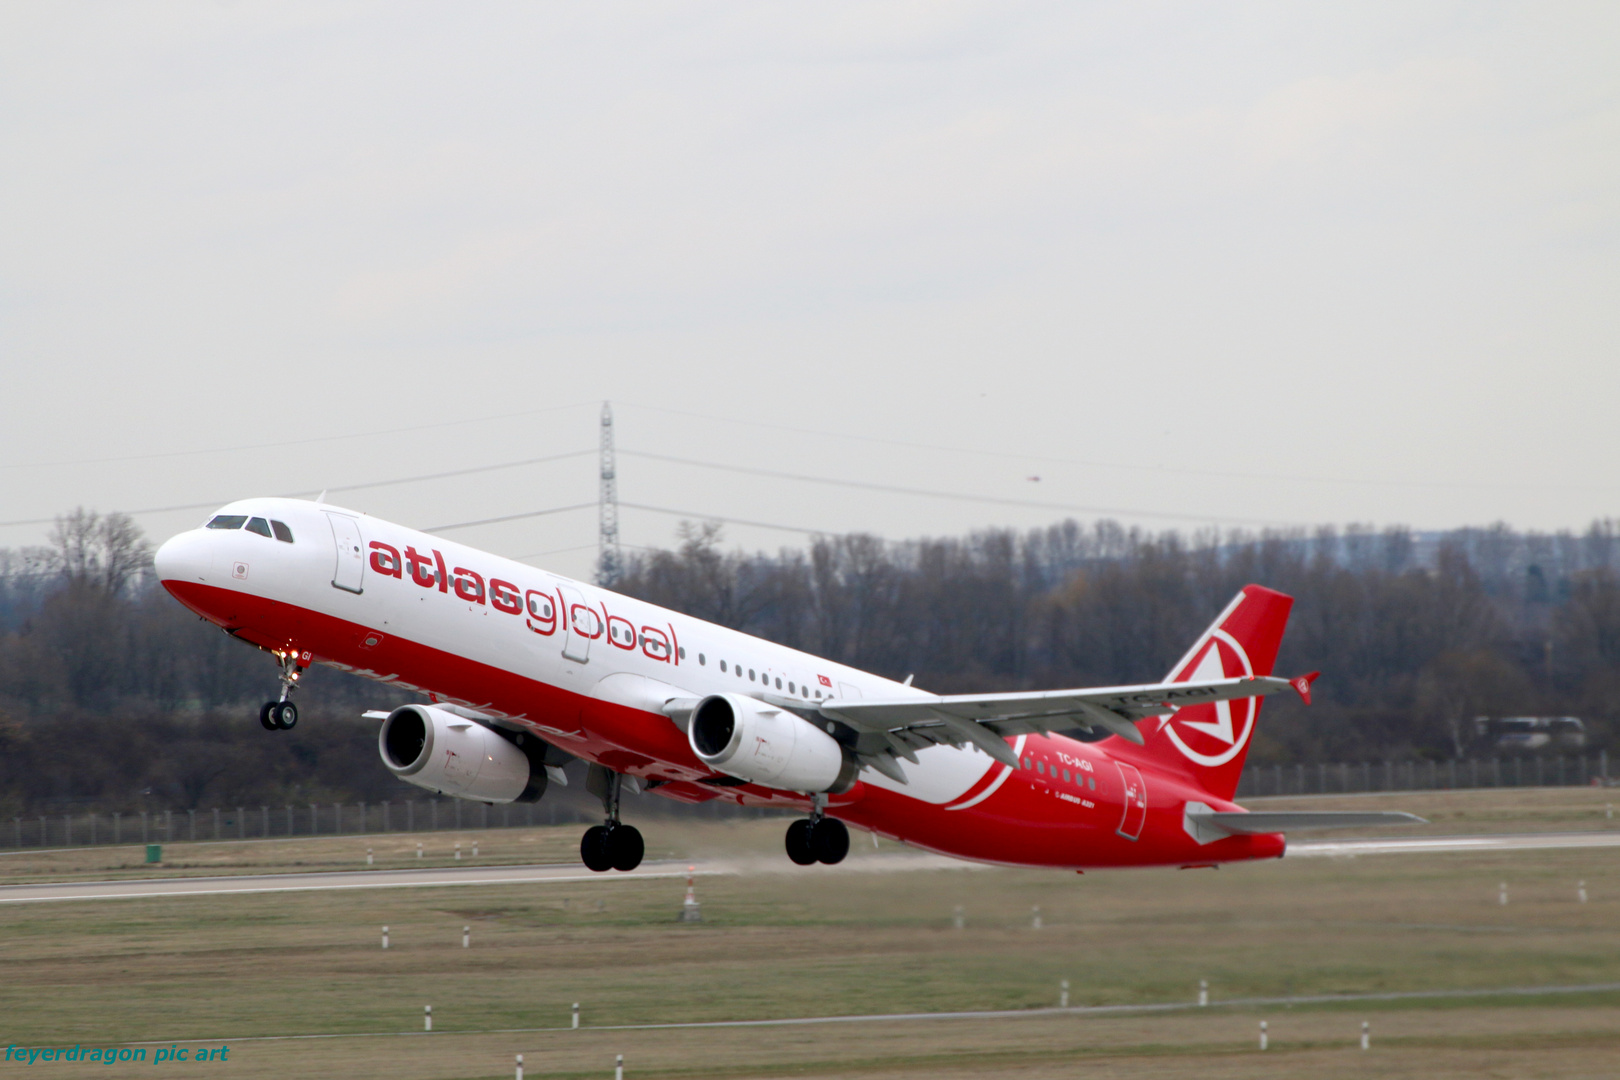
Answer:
[2,2,1617,579]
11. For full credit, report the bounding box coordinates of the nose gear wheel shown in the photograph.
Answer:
[257,650,305,732]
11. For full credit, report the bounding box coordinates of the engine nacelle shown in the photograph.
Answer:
[688,693,857,793]
[379,704,546,803]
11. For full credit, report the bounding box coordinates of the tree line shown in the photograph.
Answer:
[1,509,1616,816]
[613,518,1620,767]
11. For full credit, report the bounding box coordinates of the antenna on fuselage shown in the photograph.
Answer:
[596,401,623,586]
[315,490,327,504]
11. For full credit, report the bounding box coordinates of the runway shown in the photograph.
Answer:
[2,831,1615,903]
[0,861,706,904]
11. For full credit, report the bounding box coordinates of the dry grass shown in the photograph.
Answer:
[2,788,1619,1077]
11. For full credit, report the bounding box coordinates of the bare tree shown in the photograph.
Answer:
[46,508,151,595]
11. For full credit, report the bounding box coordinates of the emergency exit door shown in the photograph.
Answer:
[1114,760,1147,840]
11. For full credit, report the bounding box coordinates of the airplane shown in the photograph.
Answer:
[152,497,1421,873]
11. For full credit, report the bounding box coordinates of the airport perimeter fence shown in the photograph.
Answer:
[2,796,786,851]
[1235,751,1612,799]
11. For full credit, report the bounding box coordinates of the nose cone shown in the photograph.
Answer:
[154,529,211,584]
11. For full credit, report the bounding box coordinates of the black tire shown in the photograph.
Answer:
[581,825,613,872]
[272,701,299,729]
[259,702,278,730]
[785,819,816,866]
[812,817,849,865]
[608,824,644,872]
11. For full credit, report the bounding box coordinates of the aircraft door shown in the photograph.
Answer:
[324,512,365,595]
[1114,760,1147,840]
[556,583,595,664]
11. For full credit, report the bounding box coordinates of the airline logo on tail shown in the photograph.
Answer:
[1159,629,1256,767]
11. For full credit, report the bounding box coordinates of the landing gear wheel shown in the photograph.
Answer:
[811,817,849,865]
[581,825,613,872]
[259,702,278,731]
[271,701,298,730]
[785,819,817,866]
[607,824,644,872]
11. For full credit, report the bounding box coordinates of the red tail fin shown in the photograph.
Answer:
[1131,585,1294,801]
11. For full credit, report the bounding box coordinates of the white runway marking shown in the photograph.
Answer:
[0,861,709,904]
[1287,831,1620,857]
[118,981,1620,1046]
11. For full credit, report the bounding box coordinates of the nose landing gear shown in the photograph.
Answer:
[580,764,645,872]
[258,650,304,731]
[786,804,849,866]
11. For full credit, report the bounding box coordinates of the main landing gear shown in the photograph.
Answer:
[581,764,644,873]
[785,802,849,866]
[258,650,303,731]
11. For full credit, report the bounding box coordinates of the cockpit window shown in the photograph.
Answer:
[245,517,273,538]
[206,515,247,530]
[271,520,294,543]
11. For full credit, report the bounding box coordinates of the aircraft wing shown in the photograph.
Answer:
[760,674,1302,783]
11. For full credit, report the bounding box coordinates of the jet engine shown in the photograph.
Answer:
[688,693,857,793]
[379,704,547,803]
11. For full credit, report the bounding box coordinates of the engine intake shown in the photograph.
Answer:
[688,693,856,793]
[379,704,547,803]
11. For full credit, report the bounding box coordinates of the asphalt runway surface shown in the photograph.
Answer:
[3,831,1618,903]
[0,861,706,904]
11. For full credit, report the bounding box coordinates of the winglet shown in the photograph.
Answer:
[1290,671,1320,705]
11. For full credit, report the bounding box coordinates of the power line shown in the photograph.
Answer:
[616,449,1297,527]
[514,541,664,563]
[0,401,597,471]
[620,502,830,536]
[618,400,1598,495]
[0,450,596,529]
[424,503,597,533]
[422,501,829,538]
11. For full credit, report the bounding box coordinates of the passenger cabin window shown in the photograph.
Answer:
[719,660,727,673]
[271,520,294,543]
[206,515,247,530]
[245,517,273,538]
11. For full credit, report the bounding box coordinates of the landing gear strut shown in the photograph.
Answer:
[581,764,644,872]
[259,650,303,731]
[786,799,849,866]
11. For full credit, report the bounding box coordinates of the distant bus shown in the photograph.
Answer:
[1473,716,1586,752]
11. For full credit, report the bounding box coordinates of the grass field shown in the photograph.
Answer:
[2,787,1619,1078]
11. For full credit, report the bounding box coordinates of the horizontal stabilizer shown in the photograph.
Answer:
[1184,802,1425,844]
[1210,811,1427,833]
